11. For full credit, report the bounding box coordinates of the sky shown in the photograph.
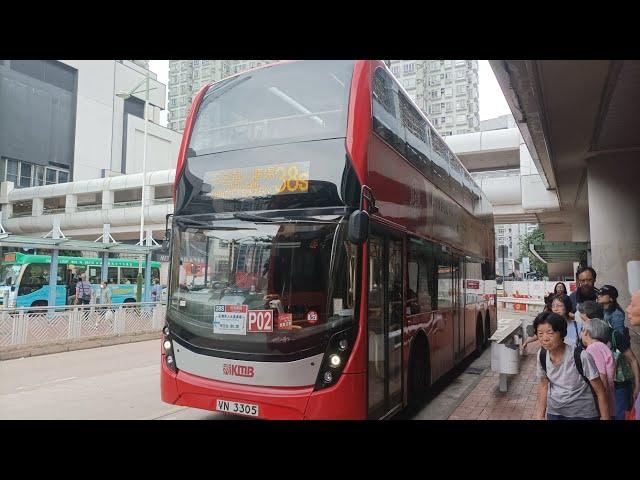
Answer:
[148,60,511,128]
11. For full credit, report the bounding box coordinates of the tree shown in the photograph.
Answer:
[518,227,548,277]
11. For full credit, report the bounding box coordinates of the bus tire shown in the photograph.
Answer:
[408,334,430,408]
[123,299,136,307]
[483,312,491,348]
[474,315,485,357]
[31,300,48,307]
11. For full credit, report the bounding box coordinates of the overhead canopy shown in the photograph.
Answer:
[0,234,161,255]
[529,241,589,264]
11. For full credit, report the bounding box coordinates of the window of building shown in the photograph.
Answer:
[391,65,400,76]
[154,185,172,204]
[403,62,415,74]
[45,168,57,185]
[445,72,453,82]
[444,60,452,68]
[456,85,466,95]
[430,61,440,72]
[202,60,209,66]
[43,196,65,214]
[403,78,416,89]
[19,162,32,188]
[12,200,32,217]
[76,192,102,210]
[456,100,466,110]
[446,102,453,111]
[444,87,452,97]
[193,60,200,67]
[431,90,439,99]
[114,188,142,206]
[456,69,465,79]
[457,114,467,123]
[455,60,466,66]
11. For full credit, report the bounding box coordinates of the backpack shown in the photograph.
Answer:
[609,328,634,383]
[539,346,600,415]
[79,281,91,302]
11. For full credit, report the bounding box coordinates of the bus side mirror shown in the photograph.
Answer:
[348,210,369,245]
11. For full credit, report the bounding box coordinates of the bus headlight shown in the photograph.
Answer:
[314,327,355,391]
[329,354,341,368]
[163,340,172,352]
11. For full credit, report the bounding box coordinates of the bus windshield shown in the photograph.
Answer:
[188,60,355,156]
[167,214,357,360]
[0,264,21,285]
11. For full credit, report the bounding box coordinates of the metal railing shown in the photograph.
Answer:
[0,302,166,348]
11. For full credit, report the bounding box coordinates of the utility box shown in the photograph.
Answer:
[489,319,524,392]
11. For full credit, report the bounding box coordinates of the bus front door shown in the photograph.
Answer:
[367,228,403,419]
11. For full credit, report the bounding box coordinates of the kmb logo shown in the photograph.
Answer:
[223,364,255,377]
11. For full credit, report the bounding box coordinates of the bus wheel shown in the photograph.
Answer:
[123,299,136,307]
[474,316,485,357]
[408,336,430,408]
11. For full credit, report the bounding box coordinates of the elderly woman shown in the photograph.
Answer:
[522,294,579,352]
[534,311,610,420]
[581,318,616,418]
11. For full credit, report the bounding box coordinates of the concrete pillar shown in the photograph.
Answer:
[65,194,77,214]
[143,185,154,208]
[102,190,114,210]
[588,153,640,362]
[587,154,640,309]
[32,198,44,216]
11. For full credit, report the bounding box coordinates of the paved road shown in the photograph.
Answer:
[0,307,534,420]
[0,340,224,420]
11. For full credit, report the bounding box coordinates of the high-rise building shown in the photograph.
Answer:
[389,60,479,136]
[167,60,277,132]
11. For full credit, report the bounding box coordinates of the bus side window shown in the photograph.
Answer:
[88,267,101,284]
[407,237,436,314]
[108,267,118,284]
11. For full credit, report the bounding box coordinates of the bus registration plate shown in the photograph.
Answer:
[216,399,259,417]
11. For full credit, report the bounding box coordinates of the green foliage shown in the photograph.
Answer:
[518,227,548,276]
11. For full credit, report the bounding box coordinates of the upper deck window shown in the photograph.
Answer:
[188,61,355,156]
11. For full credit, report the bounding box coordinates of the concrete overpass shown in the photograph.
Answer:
[446,127,559,224]
[489,60,640,304]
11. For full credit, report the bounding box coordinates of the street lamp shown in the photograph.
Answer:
[117,70,158,301]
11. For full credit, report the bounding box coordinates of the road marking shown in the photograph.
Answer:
[16,377,78,390]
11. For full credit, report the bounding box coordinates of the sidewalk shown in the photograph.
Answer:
[448,342,541,420]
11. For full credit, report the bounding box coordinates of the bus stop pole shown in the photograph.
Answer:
[47,217,61,315]
[101,224,110,284]
[144,229,152,303]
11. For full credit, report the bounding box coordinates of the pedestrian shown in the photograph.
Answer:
[551,294,583,346]
[579,300,640,420]
[67,274,77,306]
[581,317,616,418]
[551,281,570,302]
[533,311,610,420]
[98,280,112,305]
[569,266,598,319]
[628,291,640,327]
[75,273,92,306]
[151,278,162,302]
[597,284,626,333]
[626,291,640,419]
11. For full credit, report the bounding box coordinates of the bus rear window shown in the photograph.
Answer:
[188,61,355,156]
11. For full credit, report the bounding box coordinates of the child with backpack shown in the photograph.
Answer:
[534,311,610,420]
[578,300,640,420]
[581,318,616,418]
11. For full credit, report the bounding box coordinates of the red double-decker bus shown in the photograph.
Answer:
[161,60,496,419]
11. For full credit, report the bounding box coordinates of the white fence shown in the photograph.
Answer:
[0,302,165,348]
[501,281,575,300]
